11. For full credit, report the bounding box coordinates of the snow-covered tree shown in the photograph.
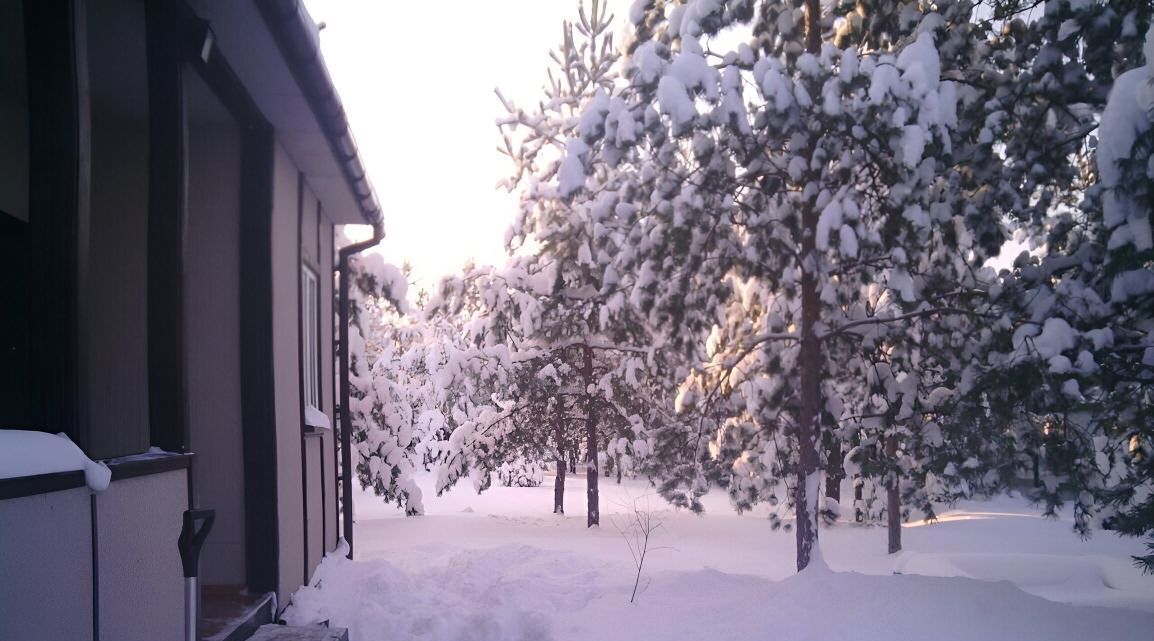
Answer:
[427,255,669,523]
[491,0,683,527]
[561,0,1071,568]
[973,18,1154,571]
[349,311,430,516]
[342,247,427,514]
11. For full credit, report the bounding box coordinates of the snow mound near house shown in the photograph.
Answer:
[0,429,111,491]
[285,544,609,641]
[285,543,1153,641]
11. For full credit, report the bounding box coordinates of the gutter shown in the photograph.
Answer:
[335,223,383,559]
[254,0,382,226]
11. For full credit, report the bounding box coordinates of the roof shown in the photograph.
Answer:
[188,0,382,226]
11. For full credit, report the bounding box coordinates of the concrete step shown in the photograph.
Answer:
[245,623,349,641]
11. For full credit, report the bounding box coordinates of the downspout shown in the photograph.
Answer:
[336,222,382,560]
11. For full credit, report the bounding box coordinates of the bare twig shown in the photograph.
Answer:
[611,493,671,603]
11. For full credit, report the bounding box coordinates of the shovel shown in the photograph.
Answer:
[178,508,215,641]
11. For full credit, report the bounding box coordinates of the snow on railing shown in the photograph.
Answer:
[0,429,111,492]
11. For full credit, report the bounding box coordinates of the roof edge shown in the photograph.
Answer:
[254,0,382,226]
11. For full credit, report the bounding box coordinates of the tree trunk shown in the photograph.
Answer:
[793,0,825,573]
[795,268,822,570]
[553,399,565,515]
[583,345,600,527]
[825,438,843,503]
[851,432,863,522]
[804,0,822,54]
[886,433,901,554]
[795,212,823,569]
[853,475,864,523]
[554,455,566,514]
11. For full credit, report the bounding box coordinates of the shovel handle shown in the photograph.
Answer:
[178,509,215,578]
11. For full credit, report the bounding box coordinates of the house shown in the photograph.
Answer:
[0,1,380,639]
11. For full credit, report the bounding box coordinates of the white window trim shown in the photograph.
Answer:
[301,264,323,425]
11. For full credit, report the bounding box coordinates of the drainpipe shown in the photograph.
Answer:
[336,223,382,560]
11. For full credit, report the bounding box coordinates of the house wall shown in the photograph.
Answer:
[3,0,363,636]
[320,218,338,551]
[96,470,186,641]
[85,123,150,459]
[84,0,151,461]
[305,433,325,576]
[271,142,306,606]
[186,116,246,586]
[300,187,325,577]
[0,468,187,641]
[0,487,93,641]
[269,143,346,608]
[302,189,320,269]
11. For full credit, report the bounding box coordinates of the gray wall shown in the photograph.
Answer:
[320,218,338,551]
[301,190,327,578]
[97,470,186,641]
[305,434,325,578]
[0,487,93,641]
[85,124,150,459]
[306,195,340,554]
[0,470,187,641]
[83,0,151,460]
[269,146,347,607]
[272,142,305,606]
[301,189,320,270]
[186,114,246,585]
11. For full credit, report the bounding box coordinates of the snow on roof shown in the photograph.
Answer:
[0,429,111,492]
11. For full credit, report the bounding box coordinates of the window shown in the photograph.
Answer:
[301,265,320,412]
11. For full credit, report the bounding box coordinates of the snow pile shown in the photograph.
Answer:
[0,429,111,491]
[894,550,1154,611]
[576,567,1153,641]
[287,546,1153,641]
[286,543,606,641]
[283,480,1154,641]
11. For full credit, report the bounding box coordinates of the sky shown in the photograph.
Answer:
[304,0,633,292]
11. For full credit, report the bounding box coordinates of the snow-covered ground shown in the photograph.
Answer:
[285,475,1154,641]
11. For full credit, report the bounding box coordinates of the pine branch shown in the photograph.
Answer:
[821,307,998,342]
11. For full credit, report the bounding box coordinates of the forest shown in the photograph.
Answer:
[340,0,1154,574]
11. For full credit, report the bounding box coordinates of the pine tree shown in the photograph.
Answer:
[980,16,1154,570]
[566,0,1046,568]
[427,260,664,524]
[492,0,683,527]
[343,252,429,514]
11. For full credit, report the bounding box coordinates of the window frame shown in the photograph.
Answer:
[301,263,321,413]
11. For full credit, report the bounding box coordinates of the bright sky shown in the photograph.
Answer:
[304,0,633,292]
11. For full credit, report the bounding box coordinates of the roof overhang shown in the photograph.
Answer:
[186,0,381,226]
